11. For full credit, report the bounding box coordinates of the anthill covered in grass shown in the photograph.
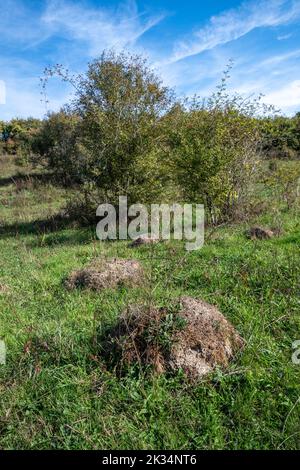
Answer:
[128,235,160,248]
[101,297,244,380]
[169,297,244,378]
[248,226,275,240]
[65,258,143,291]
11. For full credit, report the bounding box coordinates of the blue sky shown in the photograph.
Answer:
[0,0,300,119]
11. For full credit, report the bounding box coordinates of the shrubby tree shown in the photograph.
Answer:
[36,53,281,224]
[38,51,173,206]
[163,69,270,224]
[263,161,300,211]
[32,110,80,183]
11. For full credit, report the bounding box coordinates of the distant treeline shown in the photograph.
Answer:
[1,107,300,162]
[0,118,41,162]
[261,113,300,159]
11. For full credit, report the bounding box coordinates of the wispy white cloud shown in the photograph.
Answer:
[169,0,300,63]
[1,0,300,119]
[277,32,293,40]
[0,0,53,47]
[264,80,300,110]
[260,48,300,66]
[42,0,165,56]
[224,52,300,115]
[0,0,166,118]
[0,0,165,52]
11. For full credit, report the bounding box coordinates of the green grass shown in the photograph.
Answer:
[0,156,300,450]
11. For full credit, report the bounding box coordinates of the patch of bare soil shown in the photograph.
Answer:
[102,297,244,380]
[65,258,143,291]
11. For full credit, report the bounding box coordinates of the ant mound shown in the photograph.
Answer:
[169,297,244,379]
[129,235,160,248]
[102,297,244,380]
[65,258,143,291]
[248,226,274,240]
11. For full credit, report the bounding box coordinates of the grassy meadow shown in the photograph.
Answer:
[0,155,300,450]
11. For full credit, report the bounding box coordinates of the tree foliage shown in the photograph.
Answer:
[31,51,299,224]
[38,51,173,204]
